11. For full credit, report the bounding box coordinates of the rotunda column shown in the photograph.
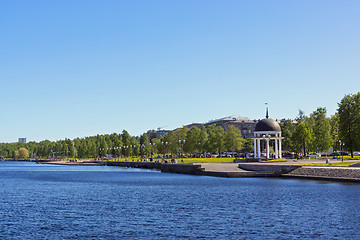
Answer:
[253,138,257,158]
[266,137,270,159]
[279,133,282,158]
[275,133,279,159]
[257,136,261,160]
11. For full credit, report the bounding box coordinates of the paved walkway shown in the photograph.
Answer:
[196,158,360,173]
[198,163,249,172]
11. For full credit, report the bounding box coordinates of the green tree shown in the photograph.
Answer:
[18,147,29,159]
[296,109,307,123]
[151,138,161,156]
[279,119,296,152]
[99,137,108,157]
[198,126,208,154]
[185,127,201,154]
[242,138,253,153]
[121,130,131,155]
[112,133,123,157]
[14,150,19,159]
[291,122,313,156]
[310,107,332,152]
[130,137,140,156]
[207,124,225,154]
[150,138,160,157]
[224,125,244,153]
[162,132,174,155]
[338,93,360,157]
[140,133,150,156]
[330,114,340,151]
[161,127,189,156]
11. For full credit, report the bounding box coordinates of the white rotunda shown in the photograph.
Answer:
[253,109,283,161]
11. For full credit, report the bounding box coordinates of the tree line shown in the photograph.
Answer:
[0,125,249,160]
[281,92,360,158]
[1,92,359,159]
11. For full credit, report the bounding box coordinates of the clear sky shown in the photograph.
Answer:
[1,0,359,143]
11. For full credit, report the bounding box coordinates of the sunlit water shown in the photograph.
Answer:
[0,161,359,239]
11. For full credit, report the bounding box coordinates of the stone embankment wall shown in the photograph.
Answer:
[285,166,360,182]
[238,164,300,174]
[105,161,203,174]
[40,160,360,182]
[105,161,162,170]
[161,164,203,174]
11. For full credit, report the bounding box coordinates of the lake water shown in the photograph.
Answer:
[0,161,359,239]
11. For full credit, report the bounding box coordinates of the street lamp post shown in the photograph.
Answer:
[131,145,136,162]
[141,144,145,161]
[115,147,118,161]
[150,143,154,162]
[129,145,133,161]
[125,146,128,161]
[179,140,185,162]
[121,146,124,160]
[162,142,168,163]
[339,140,344,162]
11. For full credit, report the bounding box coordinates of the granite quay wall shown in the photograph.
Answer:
[233,159,259,163]
[104,161,203,175]
[284,166,360,182]
[161,163,203,175]
[238,163,301,174]
[105,161,162,170]
[161,163,280,178]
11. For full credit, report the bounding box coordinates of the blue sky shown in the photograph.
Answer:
[1,0,359,142]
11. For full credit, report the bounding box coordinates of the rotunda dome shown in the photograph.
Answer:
[255,118,281,132]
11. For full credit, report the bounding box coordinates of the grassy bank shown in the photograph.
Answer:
[111,157,236,163]
[44,157,291,164]
[303,161,357,167]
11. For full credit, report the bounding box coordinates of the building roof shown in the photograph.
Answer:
[206,116,251,124]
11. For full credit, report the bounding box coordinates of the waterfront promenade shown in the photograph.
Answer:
[39,158,360,183]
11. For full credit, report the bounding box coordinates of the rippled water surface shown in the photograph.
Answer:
[0,161,360,239]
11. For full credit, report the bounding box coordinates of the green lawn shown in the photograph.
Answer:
[179,158,235,163]
[66,157,292,164]
[111,157,236,163]
[109,157,289,163]
[262,159,287,163]
[303,161,357,167]
[319,156,360,160]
